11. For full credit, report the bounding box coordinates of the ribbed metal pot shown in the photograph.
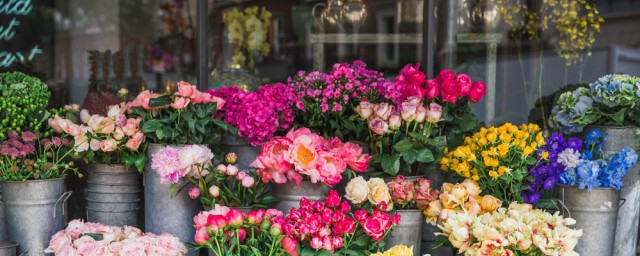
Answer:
[0,187,6,242]
[272,181,331,213]
[144,143,201,256]
[384,209,423,255]
[1,178,71,256]
[86,164,142,227]
[219,134,261,171]
[0,241,17,256]
[583,126,640,256]
[558,185,620,256]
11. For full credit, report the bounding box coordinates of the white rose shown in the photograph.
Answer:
[345,176,369,204]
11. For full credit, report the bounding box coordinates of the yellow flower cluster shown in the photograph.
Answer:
[423,179,502,226]
[371,245,414,256]
[440,123,544,180]
[223,6,272,68]
[497,0,604,65]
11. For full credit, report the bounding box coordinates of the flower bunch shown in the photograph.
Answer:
[223,6,271,68]
[46,220,187,255]
[207,83,297,146]
[437,202,582,256]
[0,130,80,181]
[280,190,398,255]
[379,66,486,105]
[440,123,546,203]
[0,72,51,140]
[550,75,640,133]
[151,144,214,184]
[371,245,414,256]
[289,60,392,141]
[345,176,438,211]
[356,97,445,176]
[127,81,232,145]
[49,103,147,172]
[191,205,286,256]
[521,133,582,203]
[560,129,639,191]
[191,152,276,208]
[251,127,371,186]
[423,179,502,226]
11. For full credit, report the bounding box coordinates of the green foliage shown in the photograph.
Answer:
[0,72,51,140]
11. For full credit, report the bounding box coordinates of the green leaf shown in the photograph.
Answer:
[401,149,417,164]
[301,247,316,256]
[155,129,165,140]
[393,139,413,152]
[353,234,369,247]
[142,119,163,133]
[317,250,332,256]
[148,95,172,107]
[416,148,434,163]
[381,154,400,175]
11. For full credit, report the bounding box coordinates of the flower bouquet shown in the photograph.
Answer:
[191,205,285,256]
[436,202,582,256]
[289,60,392,142]
[440,123,546,203]
[0,72,51,140]
[223,6,271,69]
[251,127,371,187]
[423,179,502,226]
[207,83,297,146]
[559,129,638,191]
[49,103,147,172]
[188,152,277,209]
[127,81,231,145]
[46,220,187,255]
[550,74,640,133]
[279,190,399,255]
[151,144,214,193]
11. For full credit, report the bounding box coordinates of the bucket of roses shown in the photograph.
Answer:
[250,127,371,213]
[344,175,438,255]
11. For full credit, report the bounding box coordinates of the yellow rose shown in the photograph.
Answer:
[450,184,469,202]
[368,178,393,210]
[440,193,459,209]
[345,176,369,204]
[384,245,413,256]
[461,179,481,197]
[480,195,502,213]
[441,182,454,193]
[424,200,443,224]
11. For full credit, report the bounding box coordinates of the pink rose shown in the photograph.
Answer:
[205,94,226,110]
[469,81,487,103]
[456,74,472,96]
[317,151,347,186]
[368,117,389,135]
[177,81,195,98]
[310,236,323,250]
[132,131,145,142]
[426,103,443,123]
[424,79,440,100]
[123,226,143,239]
[414,178,435,209]
[440,79,460,103]
[122,118,140,136]
[236,171,248,180]
[125,139,141,151]
[170,97,190,109]
[98,118,116,134]
[398,64,426,85]
[194,227,210,244]
[400,97,420,121]
[387,175,415,205]
[362,217,386,241]
[356,101,374,119]
[87,115,104,132]
[99,138,117,152]
[415,106,427,122]
[89,139,101,151]
[113,127,125,141]
[282,236,299,256]
[436,69,455,83]
[374,103,392,120]
[135,90,161,110]
[331,236,344,249]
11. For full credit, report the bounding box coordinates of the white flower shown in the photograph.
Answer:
[345,176,369,204]
[557,148,581,169]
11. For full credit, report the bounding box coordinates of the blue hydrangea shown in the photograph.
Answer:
[590,74,640,108]
[550,88,596,134]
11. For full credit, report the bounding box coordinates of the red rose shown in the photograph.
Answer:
[440,79,461,103]
[455,74,472,96]
[469,81,487,103]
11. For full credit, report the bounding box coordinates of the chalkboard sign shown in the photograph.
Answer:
[0,0,53,74]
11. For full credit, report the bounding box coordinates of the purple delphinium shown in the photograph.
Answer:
[522,133,582,203]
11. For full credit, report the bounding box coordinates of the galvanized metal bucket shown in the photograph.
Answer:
[219,134,261,171]
[1,178,72,256]
[86,164,141,227]
[384,209,423,255]
[583,126,640,256]
[0,188,6,242]
[558,185,622,256]
[144,143,201,256]
[272,181,331,213]
[0,241,17,256]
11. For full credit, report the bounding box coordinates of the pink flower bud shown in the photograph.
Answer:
[226,209,245,228]
[241,176,255,188]
[226,165,239,176]
[208,185,220,198]
[225,152,238,164]
[188,186,200,199]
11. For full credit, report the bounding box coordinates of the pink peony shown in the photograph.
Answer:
[250,137,293,184]
[340,142,371,172]
[282,236,299,256]
[194,227,210,244]
[150,146,185,184]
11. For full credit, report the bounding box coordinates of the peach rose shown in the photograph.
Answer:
[450,184,469,202]
[461,179,481,197]
[177,81,195,97]
[440,193,459,209]
[480,195,502,213]
[100,138,118,152]
[170,97,190,109]
[125,139,141,151]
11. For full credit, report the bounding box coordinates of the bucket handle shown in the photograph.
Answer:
[550,198,571,219]
[54,191,73,218]
[620,198,627,207]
